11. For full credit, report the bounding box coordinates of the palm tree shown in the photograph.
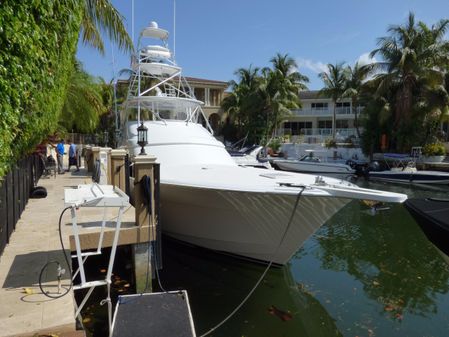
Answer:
[319,62,348,140]
[342,62,374,138]
[369,12,449,150]
[221,65,261,129]
[222,57,309,145]
[265,53,309,138]
[80,0,133,54]
[60,61,106,133]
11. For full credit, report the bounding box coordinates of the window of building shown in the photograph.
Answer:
[194,87,205,102]
[209,89,220,106]
[336,120,349,128]
[299,122,312,129]
[318,120,332,129]
[311,102,328,109]
[336,102,351,114]
[336,102,350,107]
[283,121,312,135]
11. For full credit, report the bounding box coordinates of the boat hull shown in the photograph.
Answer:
[369,171,449,184]
[274,160,355,178]
[160,183,350,265]
[404,198,449,256]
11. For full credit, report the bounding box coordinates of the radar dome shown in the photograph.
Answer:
[149,21,158,29]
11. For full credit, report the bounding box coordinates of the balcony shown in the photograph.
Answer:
[292,106,363,117]
[335,107,351,114]
[278,128,360,138]
[292,108,330,116]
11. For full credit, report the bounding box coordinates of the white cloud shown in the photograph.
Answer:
[356,52,377,65]
[296,58,328,74]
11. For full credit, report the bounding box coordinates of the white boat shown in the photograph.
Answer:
[120,21,407,265]
[368,154,449,185]
[228,145,272,169]
[273,150,356,178]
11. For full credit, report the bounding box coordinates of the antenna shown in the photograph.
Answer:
[173,0,176,60]
[132,0,135,47]
[111,44,118,134]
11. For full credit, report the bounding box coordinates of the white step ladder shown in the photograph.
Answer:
[64,183,130,336]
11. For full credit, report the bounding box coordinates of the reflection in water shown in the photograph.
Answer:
[292,182,449,337]
[316,203,449,317]
[159,237,343,337]
[77,182,449,336]
[159,182,449,337]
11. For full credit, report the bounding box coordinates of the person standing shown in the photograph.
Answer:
[56,139,65,174]
[68,140,79,172]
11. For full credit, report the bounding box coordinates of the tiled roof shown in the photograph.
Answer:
[116,76,228,88]
[184,76,228,86]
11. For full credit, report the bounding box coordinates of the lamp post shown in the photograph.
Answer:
[103,131,109,147]
[137,122,148,155]
[115,129,121,149]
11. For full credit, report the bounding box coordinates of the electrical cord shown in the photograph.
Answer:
[38,206,73,299]
[198,186,306,337]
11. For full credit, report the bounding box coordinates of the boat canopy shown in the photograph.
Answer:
[140,45,171,59]
[133,62,181,76]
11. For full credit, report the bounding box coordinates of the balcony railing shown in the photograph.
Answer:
[292,106,364,116]
[292,108,329,116]
[279,128,360,137]
[335,107,351,114]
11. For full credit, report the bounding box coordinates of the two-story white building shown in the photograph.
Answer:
[280,90,363,143]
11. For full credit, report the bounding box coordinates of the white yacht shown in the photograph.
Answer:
[120,21,407,265]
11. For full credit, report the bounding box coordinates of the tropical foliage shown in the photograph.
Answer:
[80,0,133,54]
[422,142,446,156]
[221,54,308,144]
[0,0,133,177]
[365,12,449,152]
[60,61,110,133]
[342,62,374,138]
[315,13,449,156]
[0,0,82,177]
[319,62,348,140]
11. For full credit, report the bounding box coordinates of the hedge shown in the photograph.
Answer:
[0,0,82,177]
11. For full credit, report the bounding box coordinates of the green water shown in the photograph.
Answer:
[158,182,449,337]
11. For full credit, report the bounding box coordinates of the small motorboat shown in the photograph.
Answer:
[368,154,449,185]
[404,198,449,256]
[228,145,272,169]
[272,150,356,178]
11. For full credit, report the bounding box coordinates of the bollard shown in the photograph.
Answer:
[132,154,157,293]
[110,149,128,190]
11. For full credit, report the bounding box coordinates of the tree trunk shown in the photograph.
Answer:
[353,97,361,138]
[332,102,336,140]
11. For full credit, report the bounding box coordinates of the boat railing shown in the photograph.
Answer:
[383,154,417,170]
[138,52,178,67]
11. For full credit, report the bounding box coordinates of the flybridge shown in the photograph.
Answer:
[121,20,214,134]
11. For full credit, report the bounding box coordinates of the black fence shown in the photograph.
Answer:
[0,155,45,256]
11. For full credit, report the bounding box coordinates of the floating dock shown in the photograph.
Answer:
[112,291,196,337]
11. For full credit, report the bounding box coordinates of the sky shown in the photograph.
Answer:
[76,0,449,90]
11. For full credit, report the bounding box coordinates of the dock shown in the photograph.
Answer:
[0,168,138,337]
